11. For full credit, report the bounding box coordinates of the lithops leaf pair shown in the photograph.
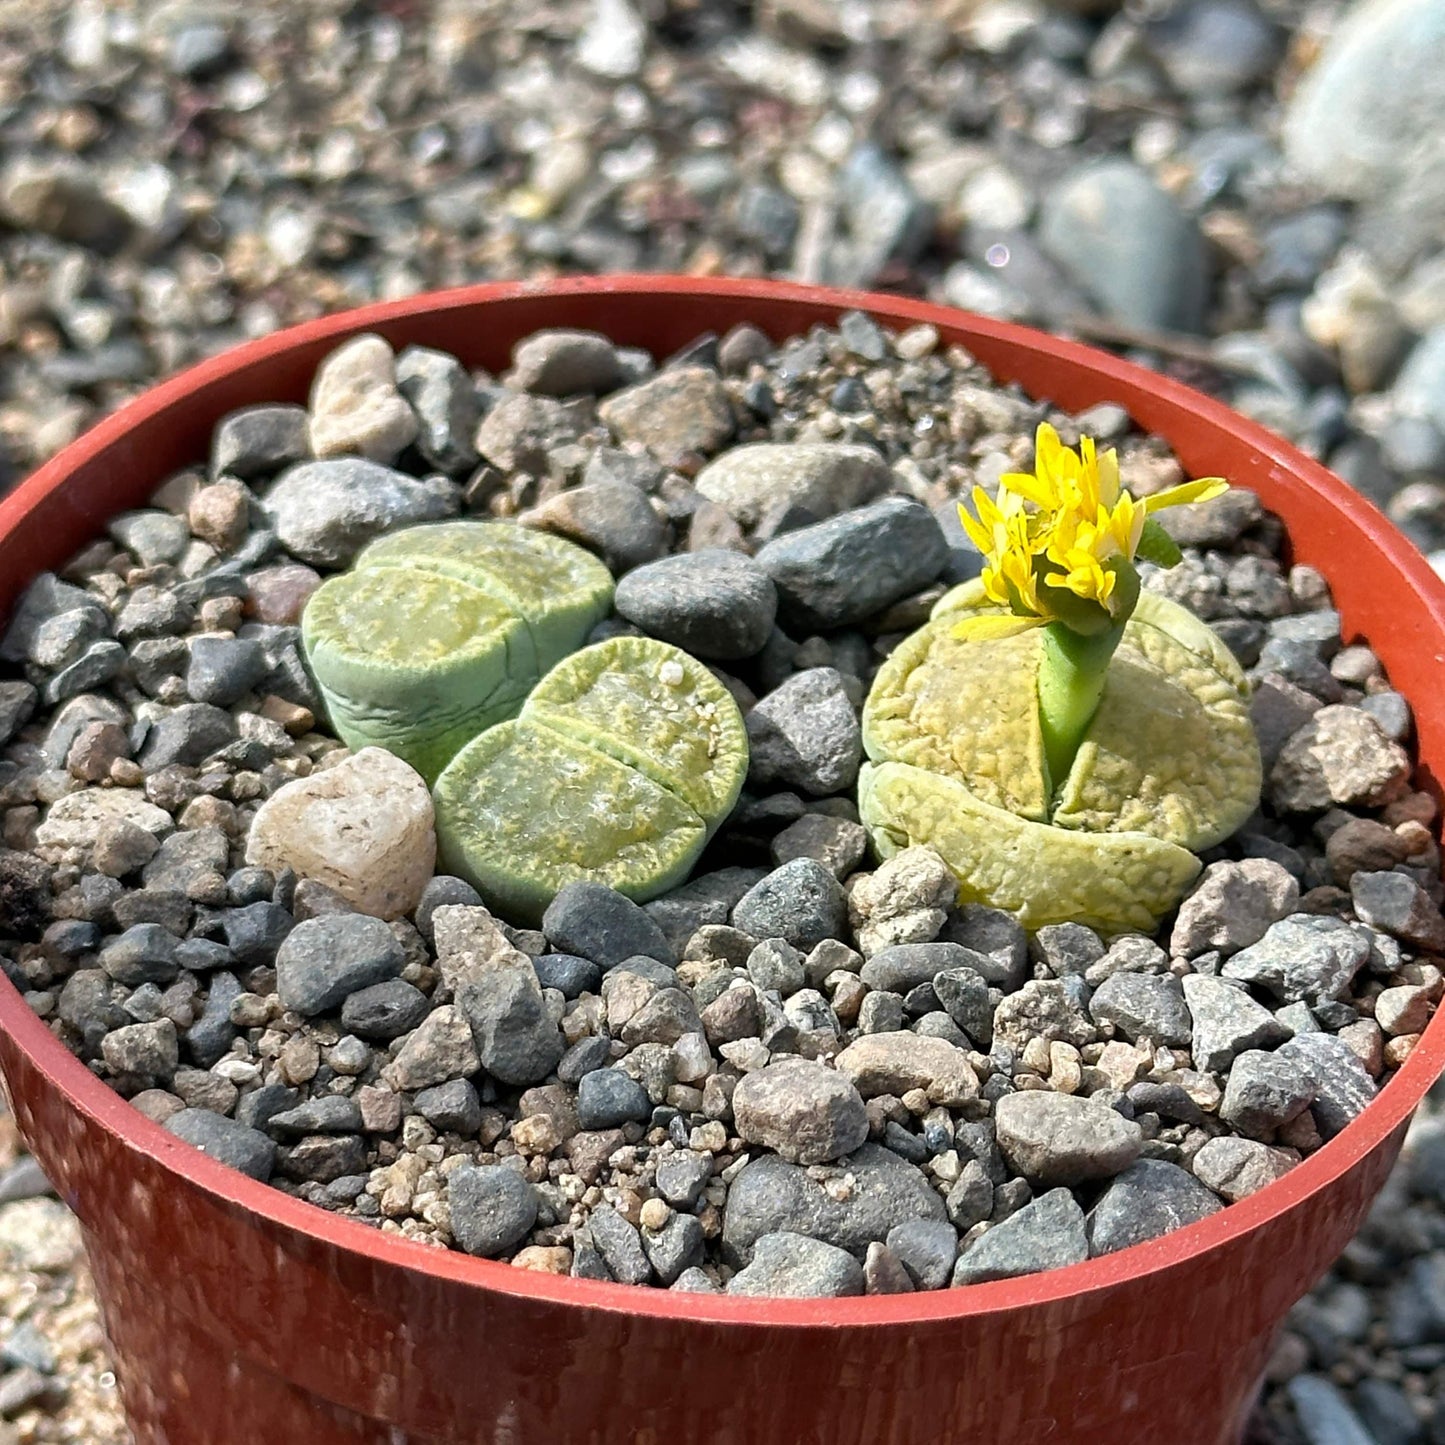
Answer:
[862,580,1261,933]
[433,636,749,922]
[302,522,614,782]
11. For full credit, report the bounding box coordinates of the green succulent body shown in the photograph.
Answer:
[433,637,749,923]
[302,522,615,782]
[861,580,1262,934]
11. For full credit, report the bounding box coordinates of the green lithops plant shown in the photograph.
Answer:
[433,636,749,922]
[861,423,1263,935]
[302,522,614,782]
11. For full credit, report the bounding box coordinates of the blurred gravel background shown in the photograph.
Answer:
[0,0,1441,1441]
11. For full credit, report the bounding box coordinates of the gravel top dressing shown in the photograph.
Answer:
[0,311,1439,1308]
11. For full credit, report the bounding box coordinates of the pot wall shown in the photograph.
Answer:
[1,278,1442,1445]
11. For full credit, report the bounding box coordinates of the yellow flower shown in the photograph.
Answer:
[956,422,1229,637]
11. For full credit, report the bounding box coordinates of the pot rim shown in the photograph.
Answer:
[1,273,1442,1330]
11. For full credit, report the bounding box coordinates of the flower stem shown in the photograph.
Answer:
[1038,620,1126,798]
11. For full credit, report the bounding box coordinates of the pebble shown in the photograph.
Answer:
[245,748,437,921]
[1144,0,1282,97]
[340,978,430,1041]
[509,329,624,397]
[211,405,310,481]
[1219,1049,1320,1138]
[266,1096,365,1137]
[885,1219,958,1291]
[184,635,269,707]
[952,1189,1089,1286]
[1169,859,1300,957]
[382,1005,481,1092]
[1350,870,1445,952]
[694,443,890,531]
[727,1232,864,1298]
[576,1068,653,1129]
[1038,159,1206,332]
[474,393,584,474]
[1088,1159,1223,1255]
[307,333,419,464]
[613,551,776,660]
[1087,972,1193,1048]
[586,1205,652,1285]
[100,1018,178,1080]
[992,980,1096,1054]
[745,668,863,796]
[1278,1033,1378,1139]
[163,1109,275,1182]
[1286,1375,1377,1445]
[1270,706,1412,812]
[754,498,950,632]
[732,1058,869,1164]
[833,1032,978,1107]
[542,881,674,968]
[136,703,236,769]
[1222,915,1371,1007]
[722,1144,946,1262]
[414,1079,483,1134]
[394,346,479,475]
[1182,974,1293,1073]
[526,478,667,573]
[261,459,454,568]
[642,1212,706,1286]
[1191,1136,1297,1202]
[597,366,734,464]
[769,813,868,879]
[732,860,849,951]
[275,914,405,1016]
[454,959,564,1086]
[993,1092,1143,1188]
[447,1164,539,1258]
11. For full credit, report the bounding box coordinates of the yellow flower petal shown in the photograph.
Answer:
[1142,477,1229,512]
[957,501,996,557]
[1096,447,1121,509]
[999,469,1058,511]
[951,613,1047,642]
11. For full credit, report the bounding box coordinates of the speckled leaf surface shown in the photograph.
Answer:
[432,637,748,922]
[302,521,614,781]
[860,761,1202,935]
[526,635,750,821]
[433,719,707,923]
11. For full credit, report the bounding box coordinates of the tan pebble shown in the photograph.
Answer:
[258,694,315,735]
[1375,984,1434,1037]
[1384,1033,1421,1068]
[1048,1041,1083,1095]
[1337,1019,1385,1076]
[513,1246,572,1274]
[188,478,252,552]
[511,1116,562,1156]
[639,1198,671,1232]
[279,1035,320,1086]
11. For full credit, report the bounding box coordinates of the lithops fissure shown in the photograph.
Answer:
[861,581,1262,934]
[302,522,614,781]
[433,637,749,922]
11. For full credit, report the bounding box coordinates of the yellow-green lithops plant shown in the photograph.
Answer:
[302,522,614,782]
[432,636,749,923]
[861,423,1263,935]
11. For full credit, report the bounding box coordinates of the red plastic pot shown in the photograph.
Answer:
[1,277,1442,1445]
